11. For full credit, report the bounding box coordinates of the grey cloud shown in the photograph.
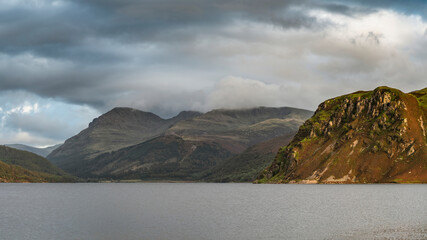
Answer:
[1,0,337,57]
[105,86,207,118]
[206,76,356,113]
[0,0,420,60]
[5,112,71,140]
[207,77,285,110]
[0,0,426,121]
[0,0,336,115]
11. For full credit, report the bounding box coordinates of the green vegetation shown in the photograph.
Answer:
[0,160,50,182]
[410,87,427,109]
[0,145,66,176]
[392,179,423,184]
[204,152,275,182]
[0,145,76,182]
[204,134,295,182]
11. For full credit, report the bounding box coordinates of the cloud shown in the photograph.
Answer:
[0,130,59,148]
[208,76,284,110]
[1,1,425,113]
[0,91,99,146]
[0,0,426,146]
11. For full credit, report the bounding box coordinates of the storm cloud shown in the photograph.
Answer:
[0,0,426,146]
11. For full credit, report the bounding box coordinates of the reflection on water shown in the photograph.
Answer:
[0,183,426,240]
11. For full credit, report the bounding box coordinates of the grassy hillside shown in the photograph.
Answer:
[410,87,427,109]
[0,145,76,182]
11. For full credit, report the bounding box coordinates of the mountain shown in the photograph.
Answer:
[47,108,201,174]
[166,107,313,152]
[48,106,313,179]
[81,135,232,180]
[6,144,61,157]
[202,133,296,182]
[0,145,75,182]
[257,87,427,184]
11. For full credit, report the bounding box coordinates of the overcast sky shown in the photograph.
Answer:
[0,0,426,147]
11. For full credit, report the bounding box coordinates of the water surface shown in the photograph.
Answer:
[0,183,426,240]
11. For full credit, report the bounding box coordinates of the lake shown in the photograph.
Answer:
[0,183,426,240]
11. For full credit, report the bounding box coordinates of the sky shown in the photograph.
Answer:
[0,0,426,147]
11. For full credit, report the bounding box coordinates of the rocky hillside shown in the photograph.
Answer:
[257,87,427,183]
[0,145,75,182]
[48,106,312,179]
[48,108,201,173]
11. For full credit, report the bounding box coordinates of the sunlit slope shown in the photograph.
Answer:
[258,87,427,183]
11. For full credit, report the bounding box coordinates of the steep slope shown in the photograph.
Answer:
[48,108,201,174]
[6,144,61,157]
[81,135,232,180]
[203,133,296,182]
[0,145,75,182]
[258,87,427,184]
[167,107,312,152]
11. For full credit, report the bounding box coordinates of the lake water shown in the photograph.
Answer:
[0,183,426,240]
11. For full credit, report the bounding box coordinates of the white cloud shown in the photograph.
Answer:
[5,102,40,115]
[0,91,99,146]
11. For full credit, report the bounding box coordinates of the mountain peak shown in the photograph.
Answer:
[104,107,161,119]
[89,107,163,128]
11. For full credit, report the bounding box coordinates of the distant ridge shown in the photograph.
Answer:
[166,106,312,152]
[6,144,61,157]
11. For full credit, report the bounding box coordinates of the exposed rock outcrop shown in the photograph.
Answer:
[257,86,427,184]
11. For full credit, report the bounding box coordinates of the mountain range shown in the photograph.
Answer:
[47,106,313,180]
[4,86,425,183]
